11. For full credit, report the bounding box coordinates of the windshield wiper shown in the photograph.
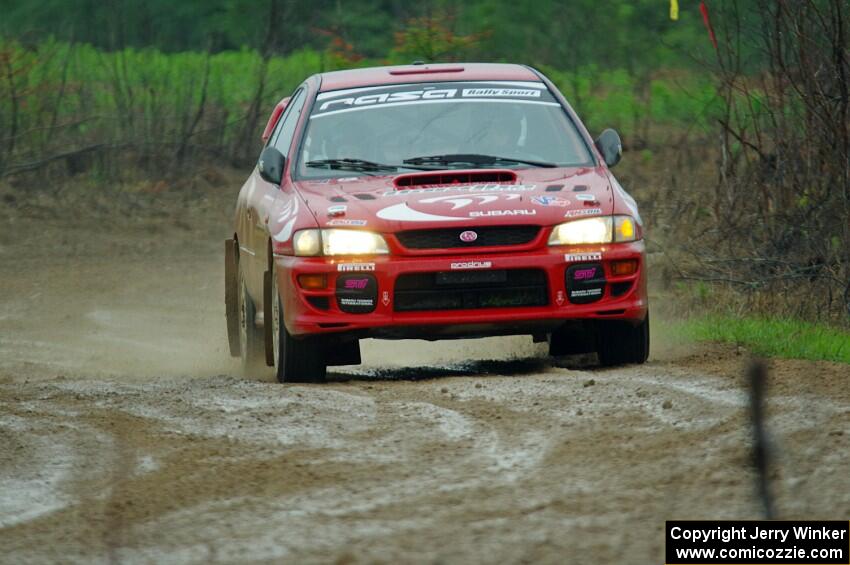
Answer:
[305,158,394,175]
[305,158,436,174]
[403,153,557,168]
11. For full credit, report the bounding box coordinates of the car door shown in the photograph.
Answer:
[241,87,308,299]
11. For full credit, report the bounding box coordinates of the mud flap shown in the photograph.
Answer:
[264,270,275,367]
[224,239,241,357]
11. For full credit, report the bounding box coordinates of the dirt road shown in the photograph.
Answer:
[1,187,848,564]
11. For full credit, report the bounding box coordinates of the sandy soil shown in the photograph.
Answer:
[0,182,848,564]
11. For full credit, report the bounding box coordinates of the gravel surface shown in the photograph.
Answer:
[0,206,848,564]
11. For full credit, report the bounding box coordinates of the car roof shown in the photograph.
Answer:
[316,63,541,92]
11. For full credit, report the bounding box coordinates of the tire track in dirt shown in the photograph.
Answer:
[1,217,848,563]
[2,349,849,563]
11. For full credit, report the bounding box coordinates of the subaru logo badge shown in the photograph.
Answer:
[459,230,478,243]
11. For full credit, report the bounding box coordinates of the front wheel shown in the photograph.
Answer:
[597,313,650,367]
[268,267,327,383]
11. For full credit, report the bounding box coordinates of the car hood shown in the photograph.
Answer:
[294,167,615,232]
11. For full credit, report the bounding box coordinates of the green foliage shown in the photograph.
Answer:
[0,38,325,172]
[463,0,710,71]
[0,0,329,53]
[681,316,850,364]
[0,0,715,70]
[541,65,719,138]
[0,29,723,176]
[389,10,485,63]
[0,0,728,168]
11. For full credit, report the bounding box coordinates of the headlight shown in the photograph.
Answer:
[293,229,389,256]
[548,217,612,245]
[293,229,322,256]
[548,215,639,246]
[323,229,389,255]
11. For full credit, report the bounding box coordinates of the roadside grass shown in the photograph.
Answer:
[676,316,850,365]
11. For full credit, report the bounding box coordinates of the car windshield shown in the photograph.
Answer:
[296,81,594,179]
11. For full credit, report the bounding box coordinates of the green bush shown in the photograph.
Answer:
[541,64,719,141]
[0,38,327,174]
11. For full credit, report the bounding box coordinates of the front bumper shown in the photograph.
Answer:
[275,241,648,339]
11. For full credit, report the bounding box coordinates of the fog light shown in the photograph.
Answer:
[611,259,638,276]
[297,274,327,290]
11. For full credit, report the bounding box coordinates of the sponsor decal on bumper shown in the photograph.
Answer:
[337,263,376,272]
[450,260,493,270]
[565,252,602,262]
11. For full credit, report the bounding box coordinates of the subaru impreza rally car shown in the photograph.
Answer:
[225,63,649,383]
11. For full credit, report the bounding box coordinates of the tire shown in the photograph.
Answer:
[238,262,266,377]
[597,313,650,367]
[269,265,327,383]
[264,270,276,367]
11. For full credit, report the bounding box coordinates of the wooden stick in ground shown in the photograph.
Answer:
[748,358,775,519]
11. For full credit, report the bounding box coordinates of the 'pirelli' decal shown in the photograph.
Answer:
[337,263,376,272]
[565,252,602,262]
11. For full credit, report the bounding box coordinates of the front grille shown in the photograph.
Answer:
[394,268,548,312]
[396,225,540,250]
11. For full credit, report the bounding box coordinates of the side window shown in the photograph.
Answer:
[270,88,307,157]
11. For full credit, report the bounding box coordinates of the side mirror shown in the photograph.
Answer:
[595,128,622,168]
[258,146,285,185]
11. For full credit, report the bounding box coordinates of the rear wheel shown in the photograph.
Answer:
[238,263,266,377]
[269,266,327,383]
[597,313,650,367]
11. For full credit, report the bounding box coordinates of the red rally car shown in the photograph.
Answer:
[225,63,649,383]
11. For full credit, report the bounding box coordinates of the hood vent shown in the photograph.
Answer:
[353,193,376,200]
[394,170,517,188]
